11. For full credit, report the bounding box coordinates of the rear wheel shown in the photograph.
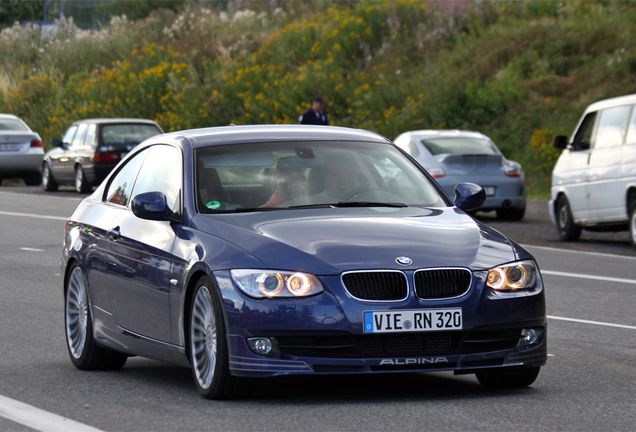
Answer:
[75,166,91,193]
[41,162,58,192]
[476,366,541,389]
[65,264,127,370]
[555,195,581,241]
[189,276,253,399]
[496,206,526,221]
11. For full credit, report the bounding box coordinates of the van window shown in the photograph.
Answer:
[572,112,597,151]
[594,105,631,149]
[625,107,636,145]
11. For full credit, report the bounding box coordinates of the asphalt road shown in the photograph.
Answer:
[1,185,635,431]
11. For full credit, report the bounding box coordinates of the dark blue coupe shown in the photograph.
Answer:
[62,125,546,399]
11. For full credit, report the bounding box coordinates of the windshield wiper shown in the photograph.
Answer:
[333,202,408,208]
[286,204,335,210]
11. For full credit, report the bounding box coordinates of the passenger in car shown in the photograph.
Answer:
[260,168,306,207]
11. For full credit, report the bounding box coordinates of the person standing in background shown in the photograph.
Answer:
[299,95,329,125]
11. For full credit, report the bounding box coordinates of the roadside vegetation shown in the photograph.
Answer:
[2,0,636,195]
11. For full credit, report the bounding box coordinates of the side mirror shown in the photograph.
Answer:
[453,182,486,212]
[131,191,177,221]
[51,139,63,147]
[552,135,568,150]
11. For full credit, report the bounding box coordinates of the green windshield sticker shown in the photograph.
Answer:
[206,200,221,210]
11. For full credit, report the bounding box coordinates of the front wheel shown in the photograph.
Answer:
[476,366,541,388]
[189,277,253,399]
[65,264,127,370]
[41,162,58,192]
[555,196,581,241]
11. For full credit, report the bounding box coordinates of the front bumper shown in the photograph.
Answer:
[214,270,547,378]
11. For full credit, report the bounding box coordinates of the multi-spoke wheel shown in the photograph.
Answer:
[189,276,252,399]
[41,162,58,192]
[65,264,127,370]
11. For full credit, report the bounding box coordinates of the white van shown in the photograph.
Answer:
[550,93,636,243]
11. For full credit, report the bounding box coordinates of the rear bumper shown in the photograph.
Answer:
[0,153,43,176]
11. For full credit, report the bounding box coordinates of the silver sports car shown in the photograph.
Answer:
[394,130,526,221]
[0,114,44,185]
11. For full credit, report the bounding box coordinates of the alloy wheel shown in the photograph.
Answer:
[191,286,217,390]
[66,267,89,359]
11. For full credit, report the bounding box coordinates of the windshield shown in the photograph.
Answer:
[195,141,447,213]
[420,137,498,156]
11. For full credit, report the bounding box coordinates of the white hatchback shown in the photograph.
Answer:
[0,114,44,185]
[550,93,636,243]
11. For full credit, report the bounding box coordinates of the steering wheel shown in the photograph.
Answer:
[342,187,386,202]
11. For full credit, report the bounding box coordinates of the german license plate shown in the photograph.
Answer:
[363,308,462,333]
[483,186,496,196]
[0,144,21,152]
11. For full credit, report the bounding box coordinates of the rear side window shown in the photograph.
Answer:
[594,105,631,149]
[84,124,97,146]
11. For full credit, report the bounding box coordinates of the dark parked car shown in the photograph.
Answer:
[62,125,547,399]
[42,118,163,193]
[0,114,44,185]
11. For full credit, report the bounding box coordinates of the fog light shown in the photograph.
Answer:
[517,328,539,348]
[247,337,279,357]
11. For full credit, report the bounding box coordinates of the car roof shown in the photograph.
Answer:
[402,129,490,140]
[585,93,636,113]
[157,125,392,148]
[0,114,23,120]
[72,118,161,126]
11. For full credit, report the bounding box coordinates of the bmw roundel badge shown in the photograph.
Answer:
[396,256,413,266]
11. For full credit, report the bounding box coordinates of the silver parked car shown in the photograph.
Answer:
[394,130,526,221]
[0,114,44,185]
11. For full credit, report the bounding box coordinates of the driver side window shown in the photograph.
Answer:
[572,112,597,151]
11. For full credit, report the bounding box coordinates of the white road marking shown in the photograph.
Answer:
[522,244,636,261]
[0,394,104,432]
[541,269,636,285]
[0,211,68,221]
[548,315,636,330]
[20,247,44,252]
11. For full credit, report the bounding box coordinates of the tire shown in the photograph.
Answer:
[75,166,92,193]
[23,172,41,186]
[189,276,253,399]
[496,206,526,221]
[629,200,636,247]
[476,366,541,389]
[41,162,58,192]
[65,264,127,370]
[555,195,581,241]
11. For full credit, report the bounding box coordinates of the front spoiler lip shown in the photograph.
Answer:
[227,334,547,378]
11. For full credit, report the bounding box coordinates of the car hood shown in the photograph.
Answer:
[193,207,517,275]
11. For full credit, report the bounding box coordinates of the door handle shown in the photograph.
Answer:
[108,226,121,239]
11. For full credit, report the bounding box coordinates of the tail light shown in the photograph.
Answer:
[427,168,446,179]
[93,152,120,162]
[504,162,522,178]
[30,139,43,148]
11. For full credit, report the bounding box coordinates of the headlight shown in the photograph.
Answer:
[486,260,537,291]
[231,270,324,298]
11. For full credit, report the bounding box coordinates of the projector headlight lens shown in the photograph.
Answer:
[231,270,324,298]
[487,260,537,291]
